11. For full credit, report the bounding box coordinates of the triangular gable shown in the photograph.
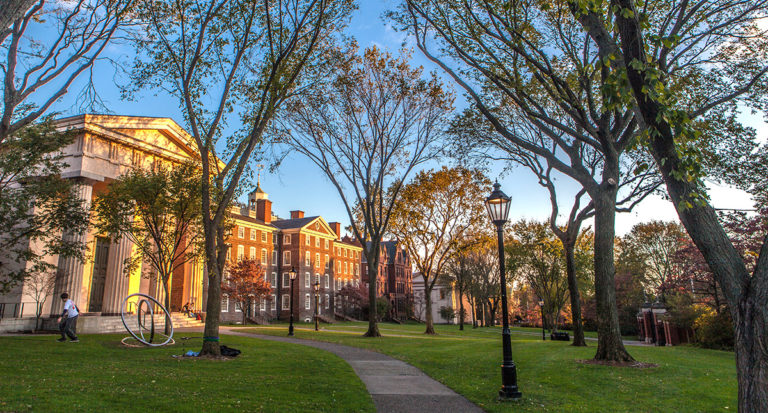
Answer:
[301,217,337,238]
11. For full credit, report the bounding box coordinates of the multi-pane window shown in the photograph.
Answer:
[305,294,310,309]
[325,274,329,288]
[271,294,276,310]
[325,254,329,269]
[305,251,310,266]
[305,272,310,288]
[344,249,347,257]
[238,227,244,238]
[315,273,320,286]
[271,272,277,287]
[272,250,278,265]
[226,246,231,261]
[306,235,311,246]
[283,273,290,288]
[273,234,278,244]
[284,234,291,245]
[355,264,359,276]
[344,262,348,274]
[249,247,256,260]
[315,237,320,247]
[325,294,329,309]
[260,299,266,311]
[250,228,256,240]
[222,295,229,312]
[325,239,329,249]
[282,294,290,310]
[315,253,320,268]
[261,231,267,242]
[337,261,341,273]
[237,245,244,260]
[261,249,267,265]
[283,251,291,265]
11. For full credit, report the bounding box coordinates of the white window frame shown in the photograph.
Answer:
[237,245,244,260]
[344,248,347,257]
[272,250,278,265]
[325,254,329,269]
[283,251,291,265]
[260,299,266,312]
[355,264,359,276]
[222,295,229,312]
[283,273,290,288]
[249,246,256,260]
[305,251,310,266]
[305,272,310,288]
[325,239,329,249]
[315,236,320,247]
[315,273,320,286]
[238,227,244,239]
[282,294,290,310]
[315,253,320,268]
[306,235,311,246]
[325,294,329,309]
[250,228,256,240]
[325,274,329,288]
[305,294,311,310]
[345,262,348,274]
[261,248,267,265]
[261,231,267,242]
[271,272,277,287]
[284,234,291,245]
[271,294,276,310]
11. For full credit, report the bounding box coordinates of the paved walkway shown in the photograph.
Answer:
[223,328,483,413]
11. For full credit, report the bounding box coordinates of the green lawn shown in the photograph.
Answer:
[0,334,374,413]
[245,322,737,412]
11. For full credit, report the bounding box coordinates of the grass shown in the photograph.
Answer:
[244,322,737,412]
[0,334,374,413]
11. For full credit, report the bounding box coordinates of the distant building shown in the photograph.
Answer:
[221,184,363,324]
[411,274,471,325]
[361,241,413,321]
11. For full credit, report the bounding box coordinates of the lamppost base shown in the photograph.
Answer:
[498,386,522,400]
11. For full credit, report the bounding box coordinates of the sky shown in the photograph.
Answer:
[37,0,764,236]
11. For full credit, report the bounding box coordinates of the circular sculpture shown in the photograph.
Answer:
[121,293,174,347]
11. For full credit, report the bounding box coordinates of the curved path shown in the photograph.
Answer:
[222,328,483,413]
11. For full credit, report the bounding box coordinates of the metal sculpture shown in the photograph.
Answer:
[121,293,174,346]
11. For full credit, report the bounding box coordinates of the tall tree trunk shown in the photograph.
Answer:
[564,242,587,346]
[363,251,381,337]
[471,296,477,328]
[200,225,224,356]
[458,288,465,331]
[163,276,171,336]
[592,193,634,361]
[424,286,435,334]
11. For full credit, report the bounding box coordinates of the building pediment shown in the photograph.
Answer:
[55,114,201,181]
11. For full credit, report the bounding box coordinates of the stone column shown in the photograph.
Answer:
[101,234,134,315]
[52,180,93,314]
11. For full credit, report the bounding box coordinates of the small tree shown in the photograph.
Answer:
[22,270,58,331]
[389,166,488,334]
[93,163,203,334]
[222,259,271,325]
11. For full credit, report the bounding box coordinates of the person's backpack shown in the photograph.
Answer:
[220,345,241,357]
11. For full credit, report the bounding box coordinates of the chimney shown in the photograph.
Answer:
[290,210,304,219]
[256,199,272,224]
[328,222,342,240]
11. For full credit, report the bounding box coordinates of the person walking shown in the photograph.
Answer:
[57,293,79,342]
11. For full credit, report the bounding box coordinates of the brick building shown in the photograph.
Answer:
[361,241,413,321]
[221,184,363,323]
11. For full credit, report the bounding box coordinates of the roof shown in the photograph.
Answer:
[231,212,276,228]
[271,216,321,230]
[251,182,265,194]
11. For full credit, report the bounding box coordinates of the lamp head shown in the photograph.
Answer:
[289,267,297,280]
[485,182,511,226]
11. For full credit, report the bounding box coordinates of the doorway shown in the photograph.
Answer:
[88,237,110,312]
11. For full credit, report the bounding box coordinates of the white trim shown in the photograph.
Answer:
[282,294,290,310]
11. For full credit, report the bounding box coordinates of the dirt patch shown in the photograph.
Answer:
[577,359,658,368]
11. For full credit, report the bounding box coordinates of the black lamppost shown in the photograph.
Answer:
[539,299,546,341]
[313,280,320,331]
[288,267,297,336]
[485,182,522,400]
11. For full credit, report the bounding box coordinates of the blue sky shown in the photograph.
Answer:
[38,0,762,235]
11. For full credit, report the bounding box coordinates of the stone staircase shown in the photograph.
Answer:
[47,312,205,334]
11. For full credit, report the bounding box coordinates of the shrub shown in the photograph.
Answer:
[439,306,455,323]
[694,309,734,350]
